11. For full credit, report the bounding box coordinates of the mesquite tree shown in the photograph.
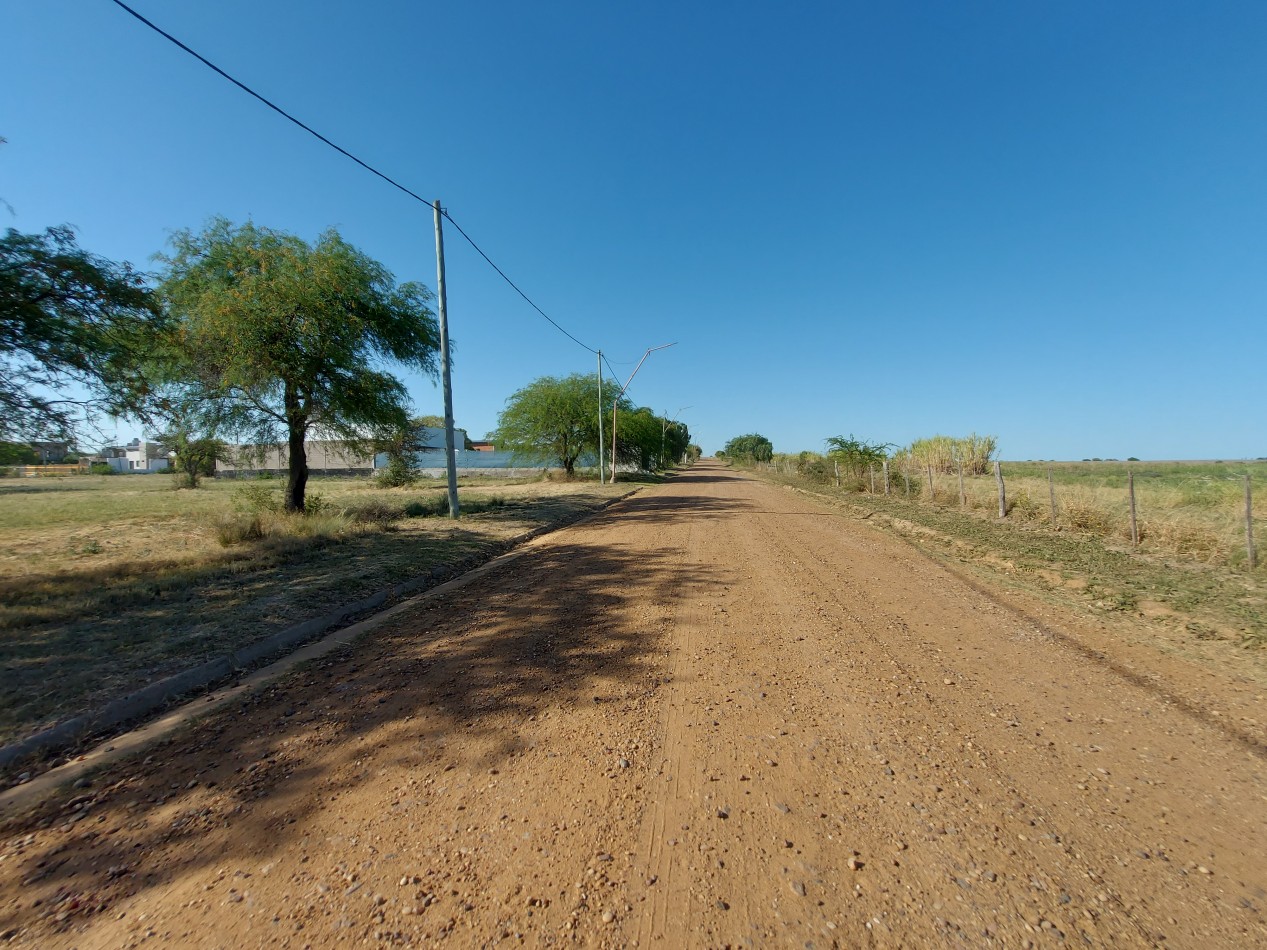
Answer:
[156,218,440,512]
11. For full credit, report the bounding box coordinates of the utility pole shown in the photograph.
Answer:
[597,351,605,485]
[610,343,676,483]
[433,199,460,519]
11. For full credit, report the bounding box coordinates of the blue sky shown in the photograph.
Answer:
[4,1,1264,459]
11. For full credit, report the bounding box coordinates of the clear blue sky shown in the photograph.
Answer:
[4,1,1264,459]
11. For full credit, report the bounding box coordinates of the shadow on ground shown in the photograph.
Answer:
[0,494,621,747]
[0,517,733,939]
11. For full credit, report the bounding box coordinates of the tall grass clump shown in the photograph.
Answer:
[897,433,997,475]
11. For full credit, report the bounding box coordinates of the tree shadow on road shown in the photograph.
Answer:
[0,529,732,939]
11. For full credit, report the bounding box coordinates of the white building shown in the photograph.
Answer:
[106,438,170,474]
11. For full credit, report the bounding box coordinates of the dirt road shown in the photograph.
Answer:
[2,462,1265,947]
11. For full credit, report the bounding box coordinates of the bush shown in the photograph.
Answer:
[89,462,113,475]
[234,482,282,514]
[1063,501,1115,535]
[214,513,266,545]
[376,454,418,488]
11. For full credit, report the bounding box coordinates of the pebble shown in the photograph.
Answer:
[791,880,807,897]
[848,858,863,871]
[601,909,615,924]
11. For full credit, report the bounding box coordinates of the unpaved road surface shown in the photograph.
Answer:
[2,462,1265,948]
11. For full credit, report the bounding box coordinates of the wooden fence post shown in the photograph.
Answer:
[903,469,911,496]
[869,465,876,494]
[926,464,935,503]
[1048,469,1058,528]
[882,460,890,495]
[1247,474,1257,570]
[833,459,840,488]
[957,457,966,508]
[994,461,1007,517]
[1128,470,1139,547]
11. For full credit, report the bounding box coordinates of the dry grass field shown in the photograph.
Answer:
[0,472,636,750]
[759,459,1267,650]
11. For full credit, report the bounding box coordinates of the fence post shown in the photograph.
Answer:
[994,461,1007,517]
[957,457,966,507]
[834,459,840,489]
[926,464,935,503]
[1247,474,1257,570]
[1048,469,1058,528]
[1128,470,1139,546]
[882,459,890,495]
[903,470,911,496]
[869,465,876,494]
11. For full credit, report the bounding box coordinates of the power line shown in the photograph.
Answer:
[438,212,596,354]
[107,0,598,355]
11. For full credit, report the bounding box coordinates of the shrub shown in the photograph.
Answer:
[376,454,418,488]
[1063,501,1115,535]
[89,462,113,475]
[214,513,266,545]
[234,482,282,514]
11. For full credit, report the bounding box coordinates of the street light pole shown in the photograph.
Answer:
[610,342,676,484]
[660,405,691,470]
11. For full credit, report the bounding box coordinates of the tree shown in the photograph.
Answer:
[824,434,890,482]
[159,428,230,488]
[0,441,39,466]
[491,373,626,476]
[723,433,773,463]
[616,406,663,472]
[0,226,161,441]
[156,218,440,512]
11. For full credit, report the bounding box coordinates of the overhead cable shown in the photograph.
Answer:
[108,0,598,354]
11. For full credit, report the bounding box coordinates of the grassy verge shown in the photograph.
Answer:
[0,473,630,748]
[750,465,1266,650]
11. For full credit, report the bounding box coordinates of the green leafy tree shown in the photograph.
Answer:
[0,226,161,441]
[616,406,663,472]
[156,218,440,512]
[824,434,891,483]
[491,373,627,476]
[723,433,773,463]
[159,428,230,488]
[0,441,39,466]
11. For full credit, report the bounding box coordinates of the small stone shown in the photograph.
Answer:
[716,808,729,820]
[618,759,631,769]
[944,679,955,686]
[601,909,615,924]
[790,881,807,897]
[848,857,863,871]
[1198,866,1213,875]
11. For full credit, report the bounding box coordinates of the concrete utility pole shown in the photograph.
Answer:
[433,199,460,519]
[610,343,676,483]
[597,352,605,485]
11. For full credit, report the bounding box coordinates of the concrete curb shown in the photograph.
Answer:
[0,488,641,779]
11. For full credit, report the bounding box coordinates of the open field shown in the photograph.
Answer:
[758,459,1267,650]
[0,472,639,751]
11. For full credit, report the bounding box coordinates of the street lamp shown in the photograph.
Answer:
[610,343,676,483]
[660,405,691,470]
